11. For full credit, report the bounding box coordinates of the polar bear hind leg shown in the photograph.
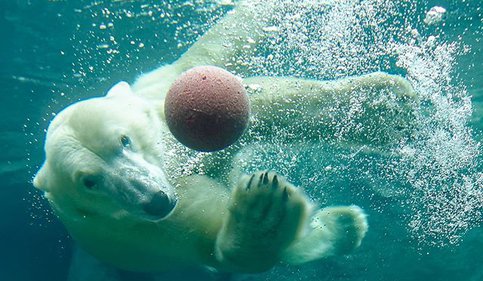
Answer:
[243,73,416,147]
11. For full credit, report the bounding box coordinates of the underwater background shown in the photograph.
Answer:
[0,0,481,281]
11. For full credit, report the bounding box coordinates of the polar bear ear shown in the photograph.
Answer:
[106,81,133,98]
[33,163,51,192]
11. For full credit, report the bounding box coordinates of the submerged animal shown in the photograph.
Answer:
[33,0,416,274]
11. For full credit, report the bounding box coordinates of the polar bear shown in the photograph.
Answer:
[33,0,415,274]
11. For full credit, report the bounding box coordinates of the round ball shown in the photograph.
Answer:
[164,66,250,152]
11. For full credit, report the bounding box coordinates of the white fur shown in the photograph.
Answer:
[34,0,417,274]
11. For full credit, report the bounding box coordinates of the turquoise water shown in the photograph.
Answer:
[1,0,482,280]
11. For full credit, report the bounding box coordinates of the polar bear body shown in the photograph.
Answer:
[33,0,418,274]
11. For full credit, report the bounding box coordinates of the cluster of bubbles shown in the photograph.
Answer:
[224,0,481,246]
[392,29,482,245]
[244,0,406,79]
[68,0,233,83]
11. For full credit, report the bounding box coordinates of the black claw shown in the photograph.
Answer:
[272,175,278,189]
[259,173,264,185]
[246,174,255,190]
[263,172,269,185]
[282,187,289,201]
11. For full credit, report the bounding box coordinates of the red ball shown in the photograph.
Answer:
[164,66,250,152]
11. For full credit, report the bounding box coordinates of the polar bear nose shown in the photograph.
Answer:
[142,191,177,219]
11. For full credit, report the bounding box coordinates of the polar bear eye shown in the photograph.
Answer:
[80,174,98,190]
[120,135,131,148]
[83,178,96,189]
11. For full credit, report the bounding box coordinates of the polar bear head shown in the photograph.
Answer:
[34,82,178,222]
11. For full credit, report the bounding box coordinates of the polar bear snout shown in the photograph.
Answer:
[142,190,177,220]
[107,155,178,221]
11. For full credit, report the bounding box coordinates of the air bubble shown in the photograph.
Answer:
[424,6,447,26]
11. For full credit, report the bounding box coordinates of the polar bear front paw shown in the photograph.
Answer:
[215,171,312,272]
